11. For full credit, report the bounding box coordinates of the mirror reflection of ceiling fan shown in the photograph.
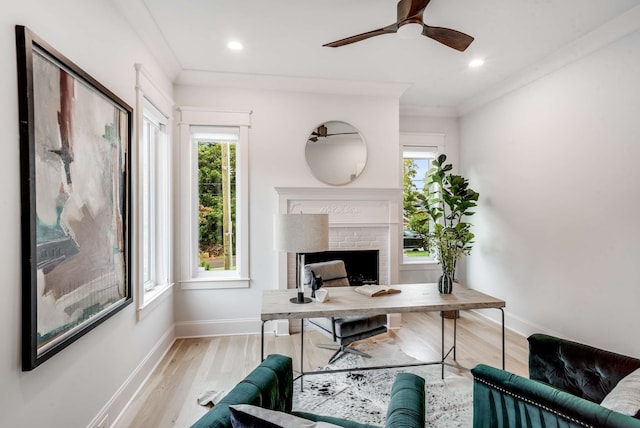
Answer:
[308,124,358,142]
[322,0,474,52]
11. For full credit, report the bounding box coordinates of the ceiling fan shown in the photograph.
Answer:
[323,0,474,52]
[308,124,358,142]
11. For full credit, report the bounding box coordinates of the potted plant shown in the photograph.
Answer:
[419,154,479,294]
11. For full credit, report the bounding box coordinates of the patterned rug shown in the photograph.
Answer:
[292,337,473,427]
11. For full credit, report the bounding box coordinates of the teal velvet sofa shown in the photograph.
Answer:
[472,333,640,428]
[191,354,426,428]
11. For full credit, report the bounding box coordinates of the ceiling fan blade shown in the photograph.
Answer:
[397,0,431,21]
[323,24,398,48]
[422,25,474,51]
[326,132,359,137]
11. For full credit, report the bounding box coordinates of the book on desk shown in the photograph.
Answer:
[354,284,401,297]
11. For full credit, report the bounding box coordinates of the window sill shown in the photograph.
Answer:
[180,277,250,290]
[137,282,174,320]
[400,260,440,271]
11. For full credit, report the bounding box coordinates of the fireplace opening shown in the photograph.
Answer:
[302,249,379,286]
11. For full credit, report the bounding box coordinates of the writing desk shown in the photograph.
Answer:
[261,283,505,384]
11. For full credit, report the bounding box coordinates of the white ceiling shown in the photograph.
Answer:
[118,0,640,114]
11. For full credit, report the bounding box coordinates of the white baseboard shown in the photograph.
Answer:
[470,308,565,340]
[88,325,175,428]
[174,317,264,338]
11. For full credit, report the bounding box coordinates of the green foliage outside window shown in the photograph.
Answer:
[403,158,430,237]
[198,142,236,257]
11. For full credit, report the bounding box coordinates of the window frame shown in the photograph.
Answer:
[191,126,239,279]
[400,133,445,268]
[134,64,174,316]
[178,108,251,289]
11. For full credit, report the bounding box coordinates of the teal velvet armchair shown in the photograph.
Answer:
[472,334,640,428]
[191,354,426,428]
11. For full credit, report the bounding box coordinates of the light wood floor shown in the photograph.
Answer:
[115,311,528,428]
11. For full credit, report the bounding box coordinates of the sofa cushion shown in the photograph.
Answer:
[229,404,342,428]
[291,411,378,428]
[600,368,640,418]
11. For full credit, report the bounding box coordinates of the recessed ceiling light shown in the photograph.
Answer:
[469,59,485,68]
[227,41,243,51]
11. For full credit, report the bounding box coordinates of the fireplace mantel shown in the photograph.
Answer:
[275,187,403,291]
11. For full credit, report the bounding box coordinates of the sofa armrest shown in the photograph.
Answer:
[528,334,640,403]
[472,364,640,428]
[385,372,425,428]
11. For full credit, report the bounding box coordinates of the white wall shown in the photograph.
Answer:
[1,2,175,427]
[173,85,400,330]
[460,30,640,358]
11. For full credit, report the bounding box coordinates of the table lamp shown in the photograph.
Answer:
[274,213,329,303]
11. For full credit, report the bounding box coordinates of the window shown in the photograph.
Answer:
[178,108,250,289]
[192,126,237,275]
[135,63,173,313]
[141,102,170,291]
[400,133,444,265]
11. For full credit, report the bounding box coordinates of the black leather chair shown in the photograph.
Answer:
[304,260,388,364]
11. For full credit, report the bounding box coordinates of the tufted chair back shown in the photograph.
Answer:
[528,333,640,404]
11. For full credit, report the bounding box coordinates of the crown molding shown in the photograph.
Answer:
[458,4,640,116]
[399,105,459,118]
[175,69,411,99]
[110,0,182,80]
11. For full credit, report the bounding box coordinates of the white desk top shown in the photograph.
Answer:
[260,283,505,321]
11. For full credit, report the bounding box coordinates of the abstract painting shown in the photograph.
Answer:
[16,26,132,370]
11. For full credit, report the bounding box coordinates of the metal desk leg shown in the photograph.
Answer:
[441,313,445,379]
[453,314,457,361]
[261,320,265,361]
[300,318,305,392]
[500,308,505,370]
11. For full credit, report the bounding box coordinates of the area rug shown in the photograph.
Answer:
[292,338,473,427]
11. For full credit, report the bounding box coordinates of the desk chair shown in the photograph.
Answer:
[304,260,388,364]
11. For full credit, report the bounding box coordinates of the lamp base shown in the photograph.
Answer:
[290,297,312,304]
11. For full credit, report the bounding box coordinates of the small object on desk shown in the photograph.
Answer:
[354,284,401,297]
[314,289,329,303]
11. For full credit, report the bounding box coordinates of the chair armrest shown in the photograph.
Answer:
[472,364,640,428]
[528,334,640,403]
[385,373,425,428]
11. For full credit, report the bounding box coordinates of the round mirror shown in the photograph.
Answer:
[305,121,367,186]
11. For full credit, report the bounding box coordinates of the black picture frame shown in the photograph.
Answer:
[16,25,132,370]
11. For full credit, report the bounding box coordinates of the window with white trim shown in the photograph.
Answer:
[401,133,444,265]
[178,109,250,289]
[193,126,237,276]
[134,63,174,313]
[141,102,170,292]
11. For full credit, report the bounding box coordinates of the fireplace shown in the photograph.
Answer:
[275,187,402,291]
[302,249,379,286]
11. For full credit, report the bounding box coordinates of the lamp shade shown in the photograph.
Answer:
[274,213,329,253]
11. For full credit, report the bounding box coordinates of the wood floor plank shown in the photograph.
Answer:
[114,311,528,427]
